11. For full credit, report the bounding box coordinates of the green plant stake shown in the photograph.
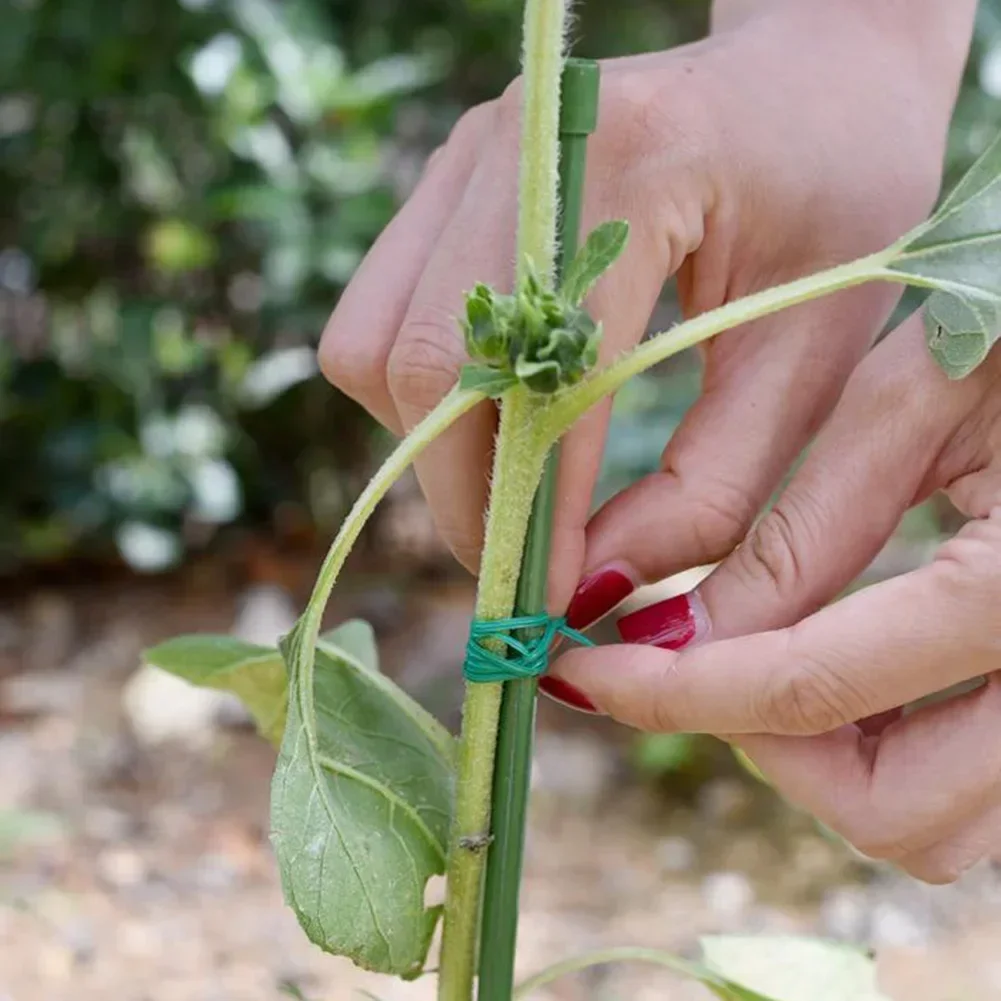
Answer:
[478,57,600,1001]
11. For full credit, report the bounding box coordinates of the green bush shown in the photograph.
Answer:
[2,0,1000,573]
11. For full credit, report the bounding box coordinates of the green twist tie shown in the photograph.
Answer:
[463,614,595,684]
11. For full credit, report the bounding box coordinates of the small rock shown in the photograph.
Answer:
[820,886,871,941]
[231,583,296,647]
[123,661,230,748]
[82,807,135,843]
[2,670,84,717]
[870,900,931,948]
[23,591,76,670]
[97,847,147,889]
[698,778,756,826]
[655,836,697,874]
[191,853,241,891]
[0,612,21,653]
[531,732,618,810]
[702,871,755,921]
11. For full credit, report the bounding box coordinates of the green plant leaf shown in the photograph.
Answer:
[459,363,519,398]
[270,615,456,978]
[888,131,1001,377]
[144,635,287,746]
[701,936,890,1001]
[561,220,630,306]
[319,619,379,673]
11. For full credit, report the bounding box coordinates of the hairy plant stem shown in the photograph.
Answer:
[437,3,569,1001]
[437,391,553,1001]
[546,249,899,441]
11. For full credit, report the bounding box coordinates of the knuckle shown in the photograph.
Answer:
[677,473,757,561]
[386,315,465,414]
[317,321,385,402]
[738,504,806,599]
[934,517,1001,607]
[755,638,857,735]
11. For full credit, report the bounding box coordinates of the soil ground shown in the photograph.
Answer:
[2,555,999,1001]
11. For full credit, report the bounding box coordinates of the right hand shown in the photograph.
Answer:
[319,5,967,618]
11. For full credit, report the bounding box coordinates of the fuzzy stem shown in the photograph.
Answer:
[302,387,484,617]
[545,249,898,440]
[437,3,571,999]
[517,0,570,283]
[437,393,551,1001]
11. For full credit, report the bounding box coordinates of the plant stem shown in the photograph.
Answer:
[300,387,484,625]
[438,389,551,1001]
[546,249,898,440]
[477,58,600,1001]
[513,948,727,999]
[517,0,570,283]
[437,4,570,1000]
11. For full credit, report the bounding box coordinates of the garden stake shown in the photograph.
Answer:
[477,58,600,1001]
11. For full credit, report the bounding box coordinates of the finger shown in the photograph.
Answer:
[551,511,1001,734]
[385,115,520,569]
[576,281,900,627]
[735,676,1001,880]
[389,95,707,576]
[697,314,982,639]
[318,104,493,433]
[546,168,704,612]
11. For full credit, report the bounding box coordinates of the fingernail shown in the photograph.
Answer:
[616,590,710,650]
[538,676,602,715]
[565,562,637,630]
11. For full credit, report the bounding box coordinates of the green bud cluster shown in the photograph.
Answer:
[460,267,601,396]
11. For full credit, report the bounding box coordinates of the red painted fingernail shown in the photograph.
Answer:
[538,676,602,714]
[616,591,709,650]
[565,563,637,630]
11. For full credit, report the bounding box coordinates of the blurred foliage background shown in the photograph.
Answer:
[1,0,999,576]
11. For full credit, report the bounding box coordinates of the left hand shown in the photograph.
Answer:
[550,313,1001,883]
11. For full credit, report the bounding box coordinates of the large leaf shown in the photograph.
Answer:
[144,635,287,745]
[270,615,455,978]
[561,220,630,306]
[701,936,890,1001]
[889,131,1001,377]
[319,619,378,673]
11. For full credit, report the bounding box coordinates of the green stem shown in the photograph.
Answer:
[546,249,898,441]
[477,58,600,1001]
[437,4,570,999]
[301,387,484,619]
[517,0,570,283]
[437,393,551,1001]
[513,948,727,999]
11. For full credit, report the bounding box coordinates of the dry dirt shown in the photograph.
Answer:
[1,563,999,1001]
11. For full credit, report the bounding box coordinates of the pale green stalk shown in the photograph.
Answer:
[517,0,569,282]
[437,3,570,1000]
[545,249,898,439]
[297,387,483,633]
[514,948,725,999]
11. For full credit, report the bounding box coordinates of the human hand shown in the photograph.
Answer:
[550,313,1001,883]
[320,3,970,613]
